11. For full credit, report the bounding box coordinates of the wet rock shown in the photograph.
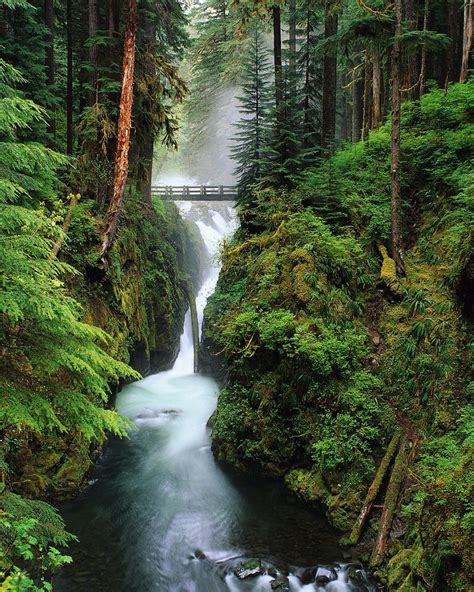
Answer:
[194,549,207,560]
[347,565,370,591]
[135,409,180,420]
[206,411,216,428]
[298,567,316,584]
[315,566,337,585]
[271,574,290,591]
[234,559,263,579]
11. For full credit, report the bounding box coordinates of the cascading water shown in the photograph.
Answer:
[55,202,376,592]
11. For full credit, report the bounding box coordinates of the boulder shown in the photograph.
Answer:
[271,574,290,591]
[234,559,263,579]
[315,566,337,585]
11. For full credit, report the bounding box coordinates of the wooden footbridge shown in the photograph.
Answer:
[151,185,237,201]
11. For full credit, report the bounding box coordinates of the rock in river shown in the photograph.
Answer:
[315,566,337,585]
[234,559,263,579]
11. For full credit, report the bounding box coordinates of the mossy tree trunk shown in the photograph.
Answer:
[370,437,408,567]
[390,0,406,275]
[348,431,401,546]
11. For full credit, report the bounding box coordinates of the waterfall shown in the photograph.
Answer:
[55,200,376,592]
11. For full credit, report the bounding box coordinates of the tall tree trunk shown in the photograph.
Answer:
[372,49,382,127]
[289,0,297,71]
[44,0,55,137]
[100,0,137,258]
[272,5,283,113]
[446,0,462,83]
[419,0,430,96]
[89,0,99,105]
[390,0,406,275]
[66,0,73,155]
[460,0,473,81]
[137,19,156,208]
[404,0,418,99]
[361,53,372,140]
[352,65,363,142]
[321,0,338,151]
[340,72,349,140]
[303,3,312,138]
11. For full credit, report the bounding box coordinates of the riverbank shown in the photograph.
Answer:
[3,190,203,502]
[203,84,474,591]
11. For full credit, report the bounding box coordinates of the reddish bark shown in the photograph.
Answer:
[100,0,137,258]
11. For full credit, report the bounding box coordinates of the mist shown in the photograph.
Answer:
[153,87,241,187]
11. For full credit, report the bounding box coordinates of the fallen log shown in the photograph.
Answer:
[348,430,401,546]
[370,436,408,567]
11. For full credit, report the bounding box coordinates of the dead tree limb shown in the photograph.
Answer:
[348,430,401,546]
[370,436,408,567]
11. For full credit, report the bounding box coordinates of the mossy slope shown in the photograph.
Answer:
[204,83,473,590]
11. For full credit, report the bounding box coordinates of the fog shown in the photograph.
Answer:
[153,87,240,187]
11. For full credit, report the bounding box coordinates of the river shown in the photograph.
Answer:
[55,202,376,592]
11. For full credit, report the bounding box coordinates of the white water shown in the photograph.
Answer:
[56,202,375,592]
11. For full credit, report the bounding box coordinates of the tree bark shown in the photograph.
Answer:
[137,18,157,208]
[100,0,137,258]
[390,0,406,275]
[361,53,372,141]
[404,0,418,99]
[272,5,283,113]
[372,49,382,127]
[289,0,297,72]
[303,3,313,139]
[419,0,430,96]
[66,0,73,154]
[460,0,473,81]
[352,65,363,142]
[370,438,408,567]
[44,0,55,137]
[348,431,401,546]
[321,0,338,151]
[89,0,99,105]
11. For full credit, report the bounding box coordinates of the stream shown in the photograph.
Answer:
[55,202,376,592]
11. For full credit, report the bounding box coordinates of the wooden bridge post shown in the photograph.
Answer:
[219,185,224,200]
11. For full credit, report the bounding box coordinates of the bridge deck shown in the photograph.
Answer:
[151,185,237,201]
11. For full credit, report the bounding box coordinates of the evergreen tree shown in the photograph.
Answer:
[230,26,272,202]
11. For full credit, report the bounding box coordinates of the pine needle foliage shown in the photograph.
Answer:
[230,25,272,203]
[0,61,137,445]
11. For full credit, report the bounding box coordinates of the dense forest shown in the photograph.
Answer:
[0,0,472,590]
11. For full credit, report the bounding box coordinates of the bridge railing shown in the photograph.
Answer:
[151,185,237,201]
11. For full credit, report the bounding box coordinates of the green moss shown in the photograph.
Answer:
[206,83,473,588]
[378,244,403,295]
[284,469,329,504]
[327,491,364,532]
[387,549,414,590]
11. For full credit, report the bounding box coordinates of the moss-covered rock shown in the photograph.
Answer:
[284,469,329,504]
[327,491,363,532]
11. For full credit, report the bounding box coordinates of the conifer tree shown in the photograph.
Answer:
[231,26,272,201]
